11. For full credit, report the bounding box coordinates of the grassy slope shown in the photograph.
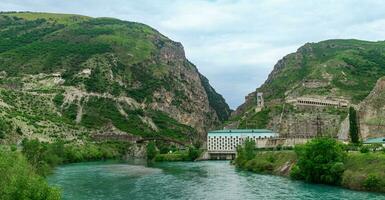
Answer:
[238,151,297,175]
[259,39,385,103]
[342,152,385,192]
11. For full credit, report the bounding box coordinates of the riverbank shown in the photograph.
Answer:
[146,141,202,162]
[234,149,385,193]
[0,147,61,200]
[0,139,134,200]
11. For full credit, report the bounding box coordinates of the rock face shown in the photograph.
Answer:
[232,39,385,139]
[359,77,385,139]
[0,12,230,143]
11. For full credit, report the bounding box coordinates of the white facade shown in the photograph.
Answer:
[207,129,277,153]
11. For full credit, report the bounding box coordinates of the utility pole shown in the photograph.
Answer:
[313,115,323,137]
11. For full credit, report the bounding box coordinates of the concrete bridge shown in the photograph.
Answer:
[91,133,188,146]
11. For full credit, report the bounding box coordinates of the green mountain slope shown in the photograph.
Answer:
[0,12,230,143]
[232,39,385,138]
[259,39,385,104]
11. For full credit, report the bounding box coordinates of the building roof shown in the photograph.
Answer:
[208,129,277,137]
[209,129,273,133]
[363,137,385,144]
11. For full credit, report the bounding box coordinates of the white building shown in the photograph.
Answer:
[207,129,278,159]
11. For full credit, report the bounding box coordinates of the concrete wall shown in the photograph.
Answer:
[255,138,309,148]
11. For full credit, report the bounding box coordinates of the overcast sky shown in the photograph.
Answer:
[2,0,385,108]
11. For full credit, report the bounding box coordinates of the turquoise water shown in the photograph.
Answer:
[48,160,385,200]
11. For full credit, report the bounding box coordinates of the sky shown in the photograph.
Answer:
[2,0,385,109]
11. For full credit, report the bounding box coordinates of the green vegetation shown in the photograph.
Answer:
[257,39,385,103]
[0,147,60,200]
[146,140,202,162]
[290,138,346,185]
[235,137,385,193]
[234,139,256,165]
[342,152,385,192]
[235,151,297,175]
[146,141,157,161]
[153,146,202,162]
[21,139,131,176]
[0,138,132,199]
[155,150,187,161]
[0,12,229,144]
[0,118,11,139]
[154,148,201,162]
[238,108,271,129]
[349,107,359,144]
[234,138,296,175]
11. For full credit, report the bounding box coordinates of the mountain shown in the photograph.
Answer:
[359,76,385,139]
[0,12,230,143]
[231,39,385,139]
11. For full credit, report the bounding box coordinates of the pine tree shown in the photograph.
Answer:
[349,107,359,143]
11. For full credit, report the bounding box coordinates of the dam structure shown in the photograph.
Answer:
[206,129,278,160]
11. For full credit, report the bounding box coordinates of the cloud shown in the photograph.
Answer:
[1,0,385,108]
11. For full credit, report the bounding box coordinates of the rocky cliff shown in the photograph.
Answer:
[231,39,385,139]
[359,77,385,139]
[0,12,230,143]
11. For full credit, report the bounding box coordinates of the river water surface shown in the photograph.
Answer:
[48,160,385,200]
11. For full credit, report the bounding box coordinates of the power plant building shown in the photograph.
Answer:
[207,129,278,159]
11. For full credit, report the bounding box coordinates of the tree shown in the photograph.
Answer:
[349,107,359,144]
[146,141,158,161]
[291,137,346,185]
[244,138,256,160]
[234,138,256,166]
[0,149,61,200]
[188,146,200,161]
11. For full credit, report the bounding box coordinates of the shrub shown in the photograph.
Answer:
[244,139,256,160]
[146,141,158,161]
[345,143,360,152]
[187,146,201,161]
[291,137,346,185]
[290,165,303,180]
[21,139,130,175]
[0,119,10,139]
[16,127,23,135]
[364,174,381,190]
[0,149,61,200]
[360,145,370,153]
[234,139,256,167]
[370,143,382,152]
[245,159,274,173]
[155,152,186,161]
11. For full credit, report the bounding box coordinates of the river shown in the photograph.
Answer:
[48,160,385,200]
